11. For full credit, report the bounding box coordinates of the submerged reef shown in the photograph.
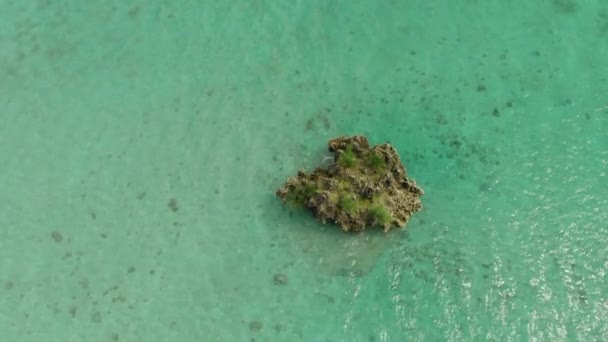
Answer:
[275,135,424,232]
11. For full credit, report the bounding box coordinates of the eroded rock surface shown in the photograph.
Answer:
[276,135,423,232]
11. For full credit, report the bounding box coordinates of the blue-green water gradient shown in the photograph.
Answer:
[1,1,607,341]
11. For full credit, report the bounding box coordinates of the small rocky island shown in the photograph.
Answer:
[276,135,424,232]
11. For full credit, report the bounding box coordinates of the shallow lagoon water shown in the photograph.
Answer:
[1,1,607,341]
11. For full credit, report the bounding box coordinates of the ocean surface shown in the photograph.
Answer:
[1,1,607,341]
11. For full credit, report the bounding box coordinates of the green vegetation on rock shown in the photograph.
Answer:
[339,194,357,213]
[285,181,317,207]
[368,202,392,227]
[338,144,356,168]
[275,135,424,233]
[367,151,386,171]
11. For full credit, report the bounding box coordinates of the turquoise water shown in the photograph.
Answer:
[1,1,607,341]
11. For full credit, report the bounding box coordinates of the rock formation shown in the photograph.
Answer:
[275,135,423,232]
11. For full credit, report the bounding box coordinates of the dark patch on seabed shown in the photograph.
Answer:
[551,0,579,14]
